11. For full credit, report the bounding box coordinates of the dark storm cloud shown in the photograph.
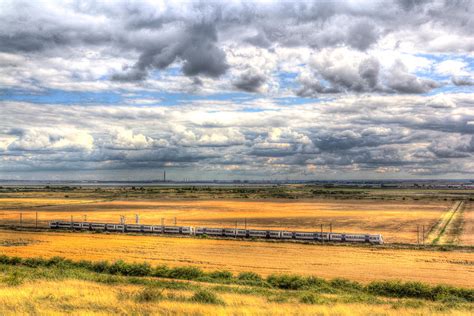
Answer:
[112,23,229,81]
[452,76,474,86]
[347,21,380,51]
[297,56,441,97]
[232,71,266,93]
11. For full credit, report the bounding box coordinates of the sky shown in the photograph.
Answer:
[0,0,474,181]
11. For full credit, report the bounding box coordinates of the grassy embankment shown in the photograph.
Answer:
[1,229,473,287]
[0,255,472,315]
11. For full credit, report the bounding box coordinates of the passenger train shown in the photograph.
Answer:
[48,221,384,244]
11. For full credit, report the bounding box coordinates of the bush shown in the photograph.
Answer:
[330,278,363,291]
[367,281,431,299]
[267,274,309,290]
[305,276,329,288]
[152,265,170,278]
[89,261,109,273]
[46,256,73,268]
[167,266,204,280]
[237,272,263,282]
[135,287,164,302]
[208,270,233,280]
[23,257,45,268]
[366,281,473,302]
[190,289,224,305]
[127,262,152,276]
[108,260,128,275]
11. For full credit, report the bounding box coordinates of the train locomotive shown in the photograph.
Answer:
[48,221,384,244]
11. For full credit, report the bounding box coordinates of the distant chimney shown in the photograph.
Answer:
[163,170,166,182]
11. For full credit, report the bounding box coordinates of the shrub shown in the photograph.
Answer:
[126,262,152,276]
[90,261,109,273]
[365,281,474,302]
[330,278,363,291]
[267,274,309,290]
[45,257,74,269]
[190,289,223,305]
[208,270,233,280]
[6,256,23,266]
[135,287,164,302]
[305,276,328,287]
[108,260,128,275]
[152,265,170,278]
[23,257,45,268]
[167,266,204,280]
[237,271,262,282]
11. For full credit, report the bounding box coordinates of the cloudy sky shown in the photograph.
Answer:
[1,0,474,181]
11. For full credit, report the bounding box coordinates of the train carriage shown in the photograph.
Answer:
[248,230,267,238]
[180,226,193,235]
[142,225,153,232]
[152,226,164,233]
[369,234,383,244]
[90,223,106,230]
[329,233,343,241]
[125,224,141,232]
[106,224,117,231]
[224,228,237,237]
[294,232,316,240]
[81,222,91,230]
[72,222,82,229]
[268,231,281,239]
[195,227,224,236]
[163,226,181,234]
[344,234,366,242]
[57,221,73,229]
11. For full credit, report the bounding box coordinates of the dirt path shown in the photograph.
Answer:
[426,201,465,245]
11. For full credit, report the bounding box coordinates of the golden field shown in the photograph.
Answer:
[460,202,474,245]
[0,198,458,244]
[0,278,470,316]
[0,229,473,288]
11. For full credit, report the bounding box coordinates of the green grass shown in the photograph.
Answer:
[0,254,472,304]
[0,255,472,314]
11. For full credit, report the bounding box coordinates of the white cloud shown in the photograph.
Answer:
[8,128,94,152]
[435,59,470,77]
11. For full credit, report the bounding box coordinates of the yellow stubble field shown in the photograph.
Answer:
[0,229,473,288]
[460,202,474,245]
[0,199,455,244]
[1,278,470,316]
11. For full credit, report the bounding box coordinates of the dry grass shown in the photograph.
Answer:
[0,198,453,244]
[0,278,470,316]
[460,202,474,246]
[0,229,472,288]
